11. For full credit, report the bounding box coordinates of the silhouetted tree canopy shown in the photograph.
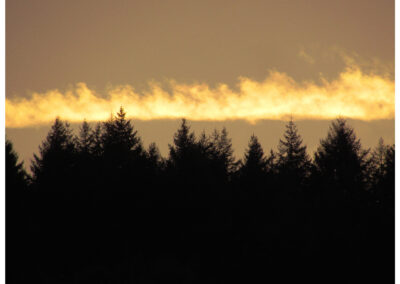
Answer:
[210,127,237,176]
[314,118,368,201]
[31,117,76,190]
[102,106,143,158]
[77,120,95,155]
[146,142,164,170]
[168,118,197,170]
[277,118,311,187]
[6,112,394,284]
[240,134,266,180]
[368,138,394,213]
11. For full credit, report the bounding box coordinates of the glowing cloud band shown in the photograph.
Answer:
[6,66,394,128]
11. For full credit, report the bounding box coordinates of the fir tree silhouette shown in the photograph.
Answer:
[277,118,311,187]
[240,134,267,181]
[314,118,368,202]
[31,117,76,191]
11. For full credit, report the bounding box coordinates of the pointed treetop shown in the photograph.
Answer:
[172,118,196,150]
[147,142,163,166]
[31,117,76,180]
[243,134,266,170]
[43,117,75,151]
[317,118,364,158]
[102,107,141,153]
[314,118,369,186]
[117,106,127,120]
[209,127,236,174]
[77,120,94,153]
[278,118,310,167]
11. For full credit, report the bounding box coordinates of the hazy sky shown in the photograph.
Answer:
[7,0,393,96]
[5,0,394,168]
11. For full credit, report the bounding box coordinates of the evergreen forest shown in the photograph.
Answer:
[6,107,394,283]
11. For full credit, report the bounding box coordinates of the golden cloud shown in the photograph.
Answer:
[6,65,394,128]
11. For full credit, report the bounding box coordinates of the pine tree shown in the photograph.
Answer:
[99,107,145,195]
[367,139,394,213]
[167,119,220,207]
[210,128,237,176]
[77,120,95,155]
[102,107,142,155]
[367,138,391,188]
[240,134,266,179]
[314,118,368,202]
[312,119,377,276]
[236,135,269,238]
[146,142,164,170]
[168,119,197,169]
[91,123,103,158]
[277,118,311,186]
[198,130,213,156]
[31,117,76,187]
[265,150,277,175]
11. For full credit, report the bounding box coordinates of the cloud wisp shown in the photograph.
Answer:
[6,65,394,128]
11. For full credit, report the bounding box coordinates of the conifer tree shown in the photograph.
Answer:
[168,119,197,169]
[240,134,266,179]
[100,107,145,193]
[77,120,95,155]
[367,140,394,212]
[146,142,164,170]
[168,119,218,207]
[102,107,142,156]
[367,138,391,188]
[74,120,99,191]
[265,150,277,175]
[198,130,213,156]
[237,135,268,232]
[314,118,368,202]
[277,118,311,186]
[31,117,76,187]
[210,128,237,176]
[91,123,103,158]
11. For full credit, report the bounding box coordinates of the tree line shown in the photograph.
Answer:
[6,107,394,283]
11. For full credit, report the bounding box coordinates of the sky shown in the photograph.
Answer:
[5,0,394,169]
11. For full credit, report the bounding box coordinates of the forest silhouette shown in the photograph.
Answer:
[6,107,394,283]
